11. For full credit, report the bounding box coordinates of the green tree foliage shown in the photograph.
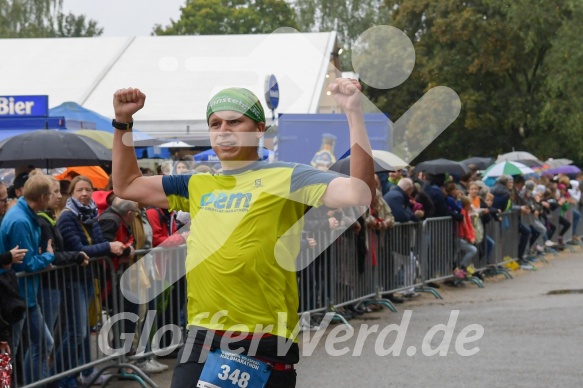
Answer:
[377,0,583,162]
[0,0,102,38]
[153,0,298,35]
[54,12,103,37]
[294,0,391,70]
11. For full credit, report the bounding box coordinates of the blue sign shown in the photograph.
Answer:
[264,74,279,110]
[0,95,49,117]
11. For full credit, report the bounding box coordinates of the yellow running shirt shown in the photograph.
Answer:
[162,161,337,339]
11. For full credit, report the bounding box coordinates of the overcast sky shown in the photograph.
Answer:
[62,0,186,37]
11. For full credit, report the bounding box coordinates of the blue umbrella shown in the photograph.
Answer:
[194,148,271,162]
[49,102,157,143]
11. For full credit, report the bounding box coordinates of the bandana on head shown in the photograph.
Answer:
[206,88,265,124]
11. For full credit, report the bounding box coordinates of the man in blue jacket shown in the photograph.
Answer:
[0,171,54,384]
[384,178,422,223]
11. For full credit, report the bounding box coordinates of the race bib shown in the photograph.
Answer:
[197,349,271,388]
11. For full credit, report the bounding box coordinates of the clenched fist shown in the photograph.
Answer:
[328,78,363,113]
[113,88,146,123]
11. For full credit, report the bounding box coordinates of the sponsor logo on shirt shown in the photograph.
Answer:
[200,192,252,212]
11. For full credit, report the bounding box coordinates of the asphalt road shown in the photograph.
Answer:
[106,248,583,388]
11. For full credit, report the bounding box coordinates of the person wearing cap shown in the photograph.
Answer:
[6,171,29,201]
[111,79,375,388]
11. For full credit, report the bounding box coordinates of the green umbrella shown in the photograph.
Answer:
[482,161,535,178]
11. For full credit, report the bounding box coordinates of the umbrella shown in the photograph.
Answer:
[508,158,545,168]
[544,165,582,175]
[414,158,470,175]
[55,166,109,189]
[545,158,573,169]
[482,161,534,179]
[75,129,114,149]
[329,155,395,176]
[157,140,193,148]
[371,150,408,169]
[132,134,167,147]
[496,151,538,162]
[75,129,167,148]
[0,130,111,169]
[461,157,495,170]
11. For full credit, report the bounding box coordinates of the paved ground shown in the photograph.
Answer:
[105,247,583,388]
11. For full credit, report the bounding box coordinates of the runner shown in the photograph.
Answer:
[111,78,375,388]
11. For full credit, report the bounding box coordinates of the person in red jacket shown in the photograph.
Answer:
[454,196,478,278]
[145,207,188,354]
[92,189,116,216]
[145,207,188,248]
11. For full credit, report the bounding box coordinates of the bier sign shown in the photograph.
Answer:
[0,95,49,117]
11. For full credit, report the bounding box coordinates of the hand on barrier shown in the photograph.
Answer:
[46,239,54,254]
[0,341,10,355]
[9,245,27,264]
[109,241,125,255]
[80,251,90,267]
[328,217,340,229]
[306,238,317,248]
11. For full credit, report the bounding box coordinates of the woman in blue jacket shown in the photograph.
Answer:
[55,176,124,387]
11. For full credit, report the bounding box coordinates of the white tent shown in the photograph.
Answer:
[0,32,341,139]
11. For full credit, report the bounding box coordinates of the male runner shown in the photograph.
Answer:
[111,78,374,387]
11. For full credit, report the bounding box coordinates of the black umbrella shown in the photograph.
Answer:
[0,130,112,169]
[461,157,495,170]
[329,155,395,176]
[414,158,470,175]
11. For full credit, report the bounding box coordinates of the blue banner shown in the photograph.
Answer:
[0,95,49,117]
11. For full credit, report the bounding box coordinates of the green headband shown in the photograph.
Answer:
[206,87,265,124]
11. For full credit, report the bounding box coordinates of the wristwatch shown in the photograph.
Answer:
[112,119,133,130]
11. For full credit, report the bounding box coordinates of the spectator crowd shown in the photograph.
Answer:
[0,156,582,387]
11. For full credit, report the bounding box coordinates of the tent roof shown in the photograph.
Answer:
[0,32,339,138]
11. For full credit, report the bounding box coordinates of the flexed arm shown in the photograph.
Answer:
[322,79,375,208]
[112,88,168,208]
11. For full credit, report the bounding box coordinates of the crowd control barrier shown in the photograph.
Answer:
[10,210,575,387]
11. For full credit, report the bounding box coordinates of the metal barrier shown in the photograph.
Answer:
[377,222,423,296]
[575,204,583,237]
[297,230,335,315]
[12,257,129,388]
[420,217,456,282]
[548,207,577,252]
[331,228,376,309]
[119,244,187,379]
[498,211,520,262]
[10,210,559,387]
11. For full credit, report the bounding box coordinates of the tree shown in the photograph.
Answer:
[0,0,102,38]
[55,12,103,37]
[376,0,583,162]
[294,0,391,71]
[153,0,298,35]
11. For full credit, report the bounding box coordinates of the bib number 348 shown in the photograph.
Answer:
[218,365,250,387]
[197,350,271,388]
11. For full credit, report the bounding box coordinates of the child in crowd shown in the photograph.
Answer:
[454,196,478,280]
